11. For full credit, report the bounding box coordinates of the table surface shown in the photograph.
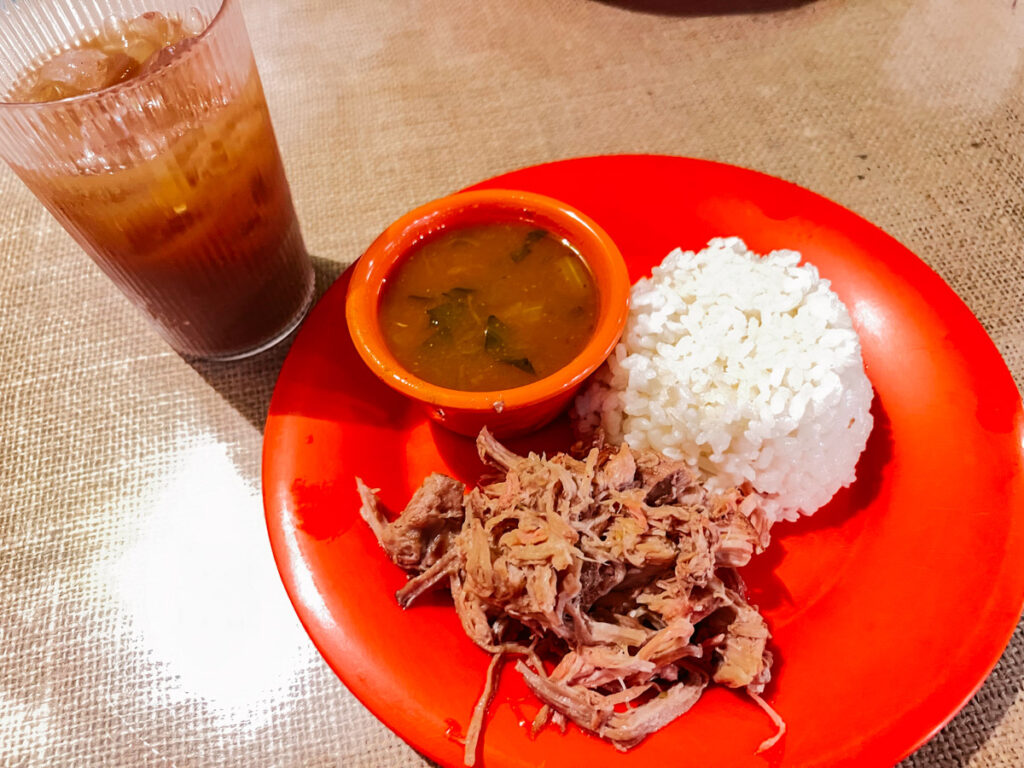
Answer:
[2,1,1023,766]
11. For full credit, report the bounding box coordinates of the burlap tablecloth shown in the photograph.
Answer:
[2,0,1022,765]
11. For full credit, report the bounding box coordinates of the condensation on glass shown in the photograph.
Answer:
[0,0,314,360]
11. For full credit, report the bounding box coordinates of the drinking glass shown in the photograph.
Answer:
[0,0,314,360]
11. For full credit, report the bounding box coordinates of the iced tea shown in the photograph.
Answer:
[0,1,313,359]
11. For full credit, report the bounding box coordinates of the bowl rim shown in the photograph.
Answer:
[345,188,630,412]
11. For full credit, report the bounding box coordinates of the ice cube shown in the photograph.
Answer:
[124,37,162,66]
[138,37,197,77]
[40,49,110,88]
[182,7,209,36]
[128,11,181,47]
[100,15,129,52]
[25,48,136,101]
[5,11,198,104]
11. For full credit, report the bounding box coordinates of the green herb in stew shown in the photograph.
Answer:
[378,223,598,391]
[484,315,535,374]
[509,228,548,263]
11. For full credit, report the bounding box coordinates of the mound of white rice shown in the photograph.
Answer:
[574,237,874,523]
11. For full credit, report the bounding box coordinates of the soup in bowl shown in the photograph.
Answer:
[345,189,629,437]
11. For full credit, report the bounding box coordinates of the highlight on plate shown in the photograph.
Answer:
[356,236,874,765]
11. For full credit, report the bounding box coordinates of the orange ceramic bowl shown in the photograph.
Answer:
[345,189,630,438]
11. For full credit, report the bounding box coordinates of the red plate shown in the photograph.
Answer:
[262,155,1024,768]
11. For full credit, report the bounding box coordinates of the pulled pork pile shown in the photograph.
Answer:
[357,428,784,765]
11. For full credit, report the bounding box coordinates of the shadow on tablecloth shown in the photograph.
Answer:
[186,255,347,433]
[594,0,817,17]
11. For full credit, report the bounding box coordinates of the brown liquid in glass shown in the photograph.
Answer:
[6,13,312,358]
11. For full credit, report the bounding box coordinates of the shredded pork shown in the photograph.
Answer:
[357,428,783,765]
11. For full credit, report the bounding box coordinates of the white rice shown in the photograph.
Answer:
[573,237,874,523]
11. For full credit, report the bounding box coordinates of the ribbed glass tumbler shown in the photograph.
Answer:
[0,0,314,360]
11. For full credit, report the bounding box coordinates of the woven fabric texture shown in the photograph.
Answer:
[1,0,1022,766]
